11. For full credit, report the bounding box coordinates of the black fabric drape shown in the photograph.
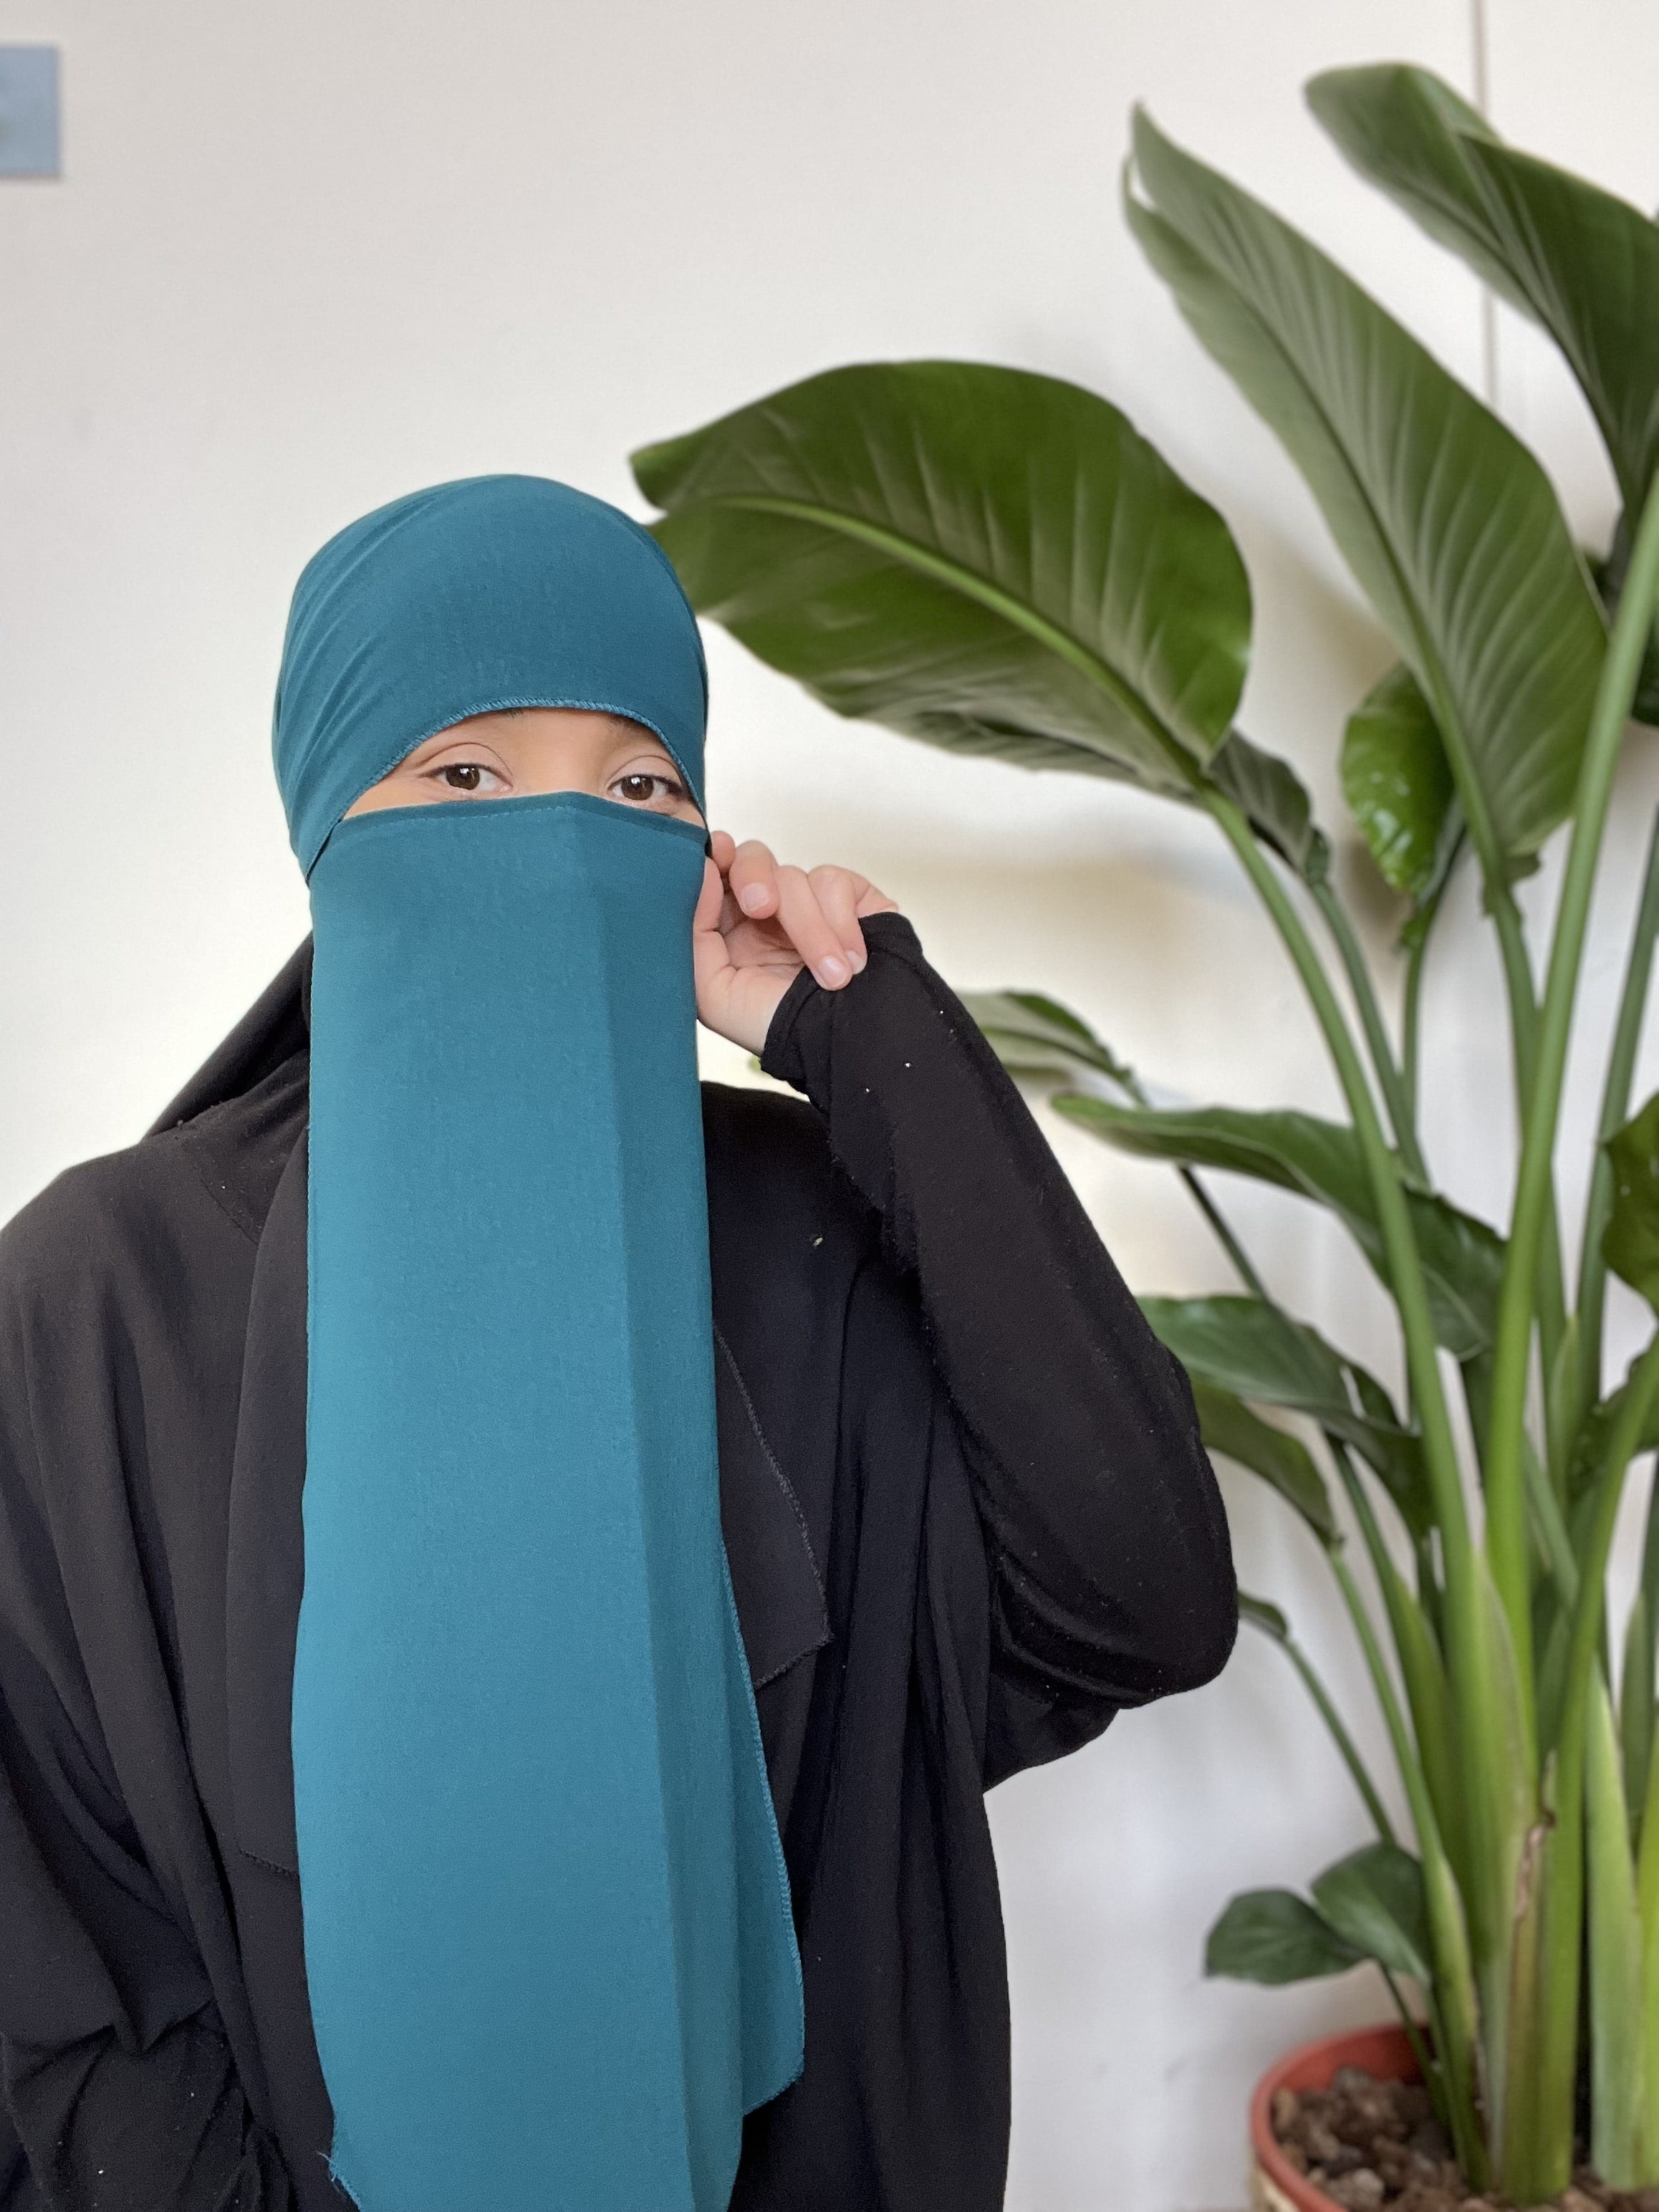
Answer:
[0,914,1235,2212]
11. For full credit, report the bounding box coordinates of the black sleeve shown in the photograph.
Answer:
[760,912,1237,1774]
[0,1703,294,2211]
[0,1310,295,2211]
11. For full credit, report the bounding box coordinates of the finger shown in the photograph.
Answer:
[852,877,900,918]
[693,855,727,936]
[708,828,737,875]
[693,860,736,1003]
[726,840,779,919]
[807,866,869,970]
[776,865,854,989]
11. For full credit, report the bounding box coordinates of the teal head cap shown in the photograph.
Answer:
[272,474,708,875]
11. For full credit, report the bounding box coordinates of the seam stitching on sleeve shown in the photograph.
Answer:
[713,1325,829,1615]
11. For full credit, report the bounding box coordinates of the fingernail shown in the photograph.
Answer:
[819,956,850,987]
[739,885,769,914]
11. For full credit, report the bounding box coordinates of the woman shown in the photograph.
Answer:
[0,476,1236,2212]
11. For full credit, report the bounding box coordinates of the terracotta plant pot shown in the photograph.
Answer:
[1249,2022,1420,2212]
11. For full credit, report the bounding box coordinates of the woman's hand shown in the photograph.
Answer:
[694,830,900,1056]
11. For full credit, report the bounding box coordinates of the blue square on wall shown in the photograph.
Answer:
[0,47,60,178]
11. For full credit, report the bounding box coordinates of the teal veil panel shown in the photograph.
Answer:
[272,479,804,2212]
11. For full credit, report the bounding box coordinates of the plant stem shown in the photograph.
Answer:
[1414,677,1569,1405]
[1201,792,1472,1582]
[1491,888,1541,1095]
[1557,1351,1659,1765]
[1415,1531,1446,1648]
[1526,1335,1659,2198]
[1313,876,1427,1179]
[1576,807,1659,1422]
[1377,1966,1440,2111]
[1206,787,1506,2181]
[1524,1434,1579,1607]
[1179,1168,1271,1297]
[1537,1208,1572,1457]
[1329,1551,1411,1783]
[1494,899,1573,1457]
[1401,907,1436,1120]
[1331,1548,1486,2180]
[1627,1474,1659,1847]
[1484,473,1659,1701]
[1253,1610,1398,1845]
[1329,1440,1465,1884]
[1113,1061,1274,1300]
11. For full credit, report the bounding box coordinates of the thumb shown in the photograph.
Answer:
[693,856,733,1014]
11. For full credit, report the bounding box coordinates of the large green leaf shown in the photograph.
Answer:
[1206,1889,1362,1983]
[1127,110,1607,879]
[1147,1293,1352,1410]
[1312,1842,1433,1985]
[1057,1095,1506,1356]
[632,361,1250,792]
[1605,1092,1659,1312]
[958,990,1133,1087]
[1307,64,1659,521]
[1189,1377,1337,1544]
[1143,1293,1429,1534]
[1340,662,1461,903]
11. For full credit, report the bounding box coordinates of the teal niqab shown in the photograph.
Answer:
[272,476,804,2212]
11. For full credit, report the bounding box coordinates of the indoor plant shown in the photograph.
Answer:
[630,64,1659,2208]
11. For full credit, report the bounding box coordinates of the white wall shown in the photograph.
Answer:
[3,5,1657,2206]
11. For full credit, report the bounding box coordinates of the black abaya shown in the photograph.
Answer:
[0,915,1236,2212]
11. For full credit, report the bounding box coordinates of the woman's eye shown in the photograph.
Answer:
[430,761,501,795]
[611,771,682,807]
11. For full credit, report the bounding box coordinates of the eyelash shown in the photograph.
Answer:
[609,771,686,806]
[428,761,499,794]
